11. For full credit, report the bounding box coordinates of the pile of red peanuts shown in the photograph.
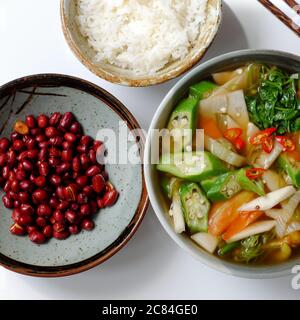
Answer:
[0,112,118,244]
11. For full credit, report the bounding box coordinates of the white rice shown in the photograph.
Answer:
[76,0,208,76]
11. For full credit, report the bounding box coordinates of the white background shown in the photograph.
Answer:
[0,0,299,300]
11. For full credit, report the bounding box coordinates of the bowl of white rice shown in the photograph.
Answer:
[61,0,222,87]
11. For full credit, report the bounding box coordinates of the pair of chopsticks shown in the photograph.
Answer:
[258,0,300,36]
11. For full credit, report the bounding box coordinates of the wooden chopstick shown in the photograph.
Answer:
[258,0,300,36]
[282,0,298,8]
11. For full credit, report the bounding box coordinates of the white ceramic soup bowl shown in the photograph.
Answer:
[144,49,300,279]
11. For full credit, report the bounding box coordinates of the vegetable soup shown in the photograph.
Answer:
[157,64,300,264]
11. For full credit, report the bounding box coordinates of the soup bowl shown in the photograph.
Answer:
[144,49,300,278]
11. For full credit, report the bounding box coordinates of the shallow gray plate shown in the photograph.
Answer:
[0,74,148,277]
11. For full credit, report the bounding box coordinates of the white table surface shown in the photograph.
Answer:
[0,0,299,300]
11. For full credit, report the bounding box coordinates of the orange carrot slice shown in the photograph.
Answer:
[209,200,227,219]
[208,191,255,236]
[222,210,263,242]
[198,116,223,139]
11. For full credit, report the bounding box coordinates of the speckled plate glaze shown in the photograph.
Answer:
[0,74,149,277]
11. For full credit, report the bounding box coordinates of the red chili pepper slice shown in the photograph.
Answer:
[262,136,274,153]
[275,136,296,152]
[246,168,266,180]
[250,128,277,145]
[234,136,246,151]
[224,128,245,151]
[224,128,243,142]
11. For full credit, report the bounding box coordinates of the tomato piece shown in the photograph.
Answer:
[250,128,277,145]
[234,136,246,151]
[275,136,296,152]
[262,136,274,153]
[224,128,242,142]
[222,211,263,241]
[246,167,265,180]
